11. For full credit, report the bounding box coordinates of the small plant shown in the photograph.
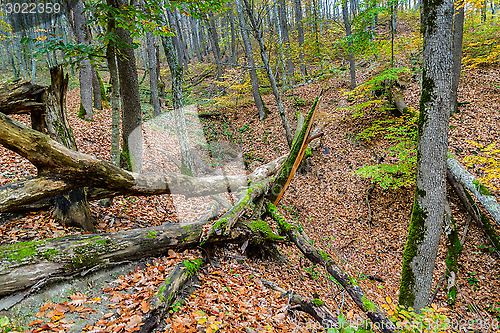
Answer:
[467,272,480,291]
[0,317,12,333]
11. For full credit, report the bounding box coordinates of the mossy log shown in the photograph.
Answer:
[0,78,45,115]
[139,257,203,333]
[447,169,500,255]
[266,202,395,333]
[0,110,285,212]
[447,155,500,227]
[0,220,252,297]
[261,279,338,328]
[268,92,322,205]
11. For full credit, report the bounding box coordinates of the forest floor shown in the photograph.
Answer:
[1,58,500,332]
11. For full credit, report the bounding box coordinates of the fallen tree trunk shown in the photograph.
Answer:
[447,155,500,227]
[140,257,203,333]
[0,78,45,115]
[0,219,251,297]
[0,111,286,212]
[447,169,500,255]
[266,202,395,333]
[262,279,338,328]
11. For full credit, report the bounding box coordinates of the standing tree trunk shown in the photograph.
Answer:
[277,0,295,84]
[67,0,93,121]
[236,0,268,120]
[146,32,161,116]
[294,0,307,76]
[208,11,223,79]
[450,0,464,115]
[242,0,293,147]
[91,66,103,110]
[189,17,203,62]
[342,0,356,89]
[399,0,454,311]
[111,0,143,171]
[42,66,94,231]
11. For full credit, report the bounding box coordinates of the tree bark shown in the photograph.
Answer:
[242,0,293,147]
[146,32,161,116]
[277,0,295,83]
[66,0,93,121]
[450,0,464,115]
[294,0,307,76]
[447,155,500,226]
[342,0,356,90]
[236,0,268,120]
[399,0,454,311]
[208,11,223,79]
[112,0,142,171]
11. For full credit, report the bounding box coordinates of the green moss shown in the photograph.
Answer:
[0,240,45,262]
[181,225,191,233]
[464,190,500,251]
[313,298,324,306]
[399,191,428,307]
[147,230,159,239]
[248,220,285,241]
[361,297,376,311]
[183,257,202,278]
[350,277,359,286]
[319,249,331,262]
[473,179,491,196]
[69,238,112,269]
[78,103,86,119]
[266,202,293,233]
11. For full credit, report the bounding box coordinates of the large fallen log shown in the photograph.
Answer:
[0,78,45,115]
[447,155,500,227]
[0,110,286,212]
[266,202,395,333]
[0,219,251,297]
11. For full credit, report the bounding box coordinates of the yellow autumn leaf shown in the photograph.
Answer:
[198,317,207,324]
[386,296,392,304]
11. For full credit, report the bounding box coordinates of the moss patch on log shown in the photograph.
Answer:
[248,220,285,241]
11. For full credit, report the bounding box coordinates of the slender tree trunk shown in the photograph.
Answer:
[236,0,268,120]
[91,66,102,110]
[294,0,307,76]
[67,0,93,121]
[277,0,295,83]
[208,12,223,78]
[481,0,487,22]
[174,8,190,70]
[399,0,454,311]
[342,0,356,89]
[189,17,203,62]
[147,32,161,116]
[242,0,293,146]
[229,8,237,64]
[450,0,464,115]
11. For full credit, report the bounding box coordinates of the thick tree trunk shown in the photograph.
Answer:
[113,0,142,171]
[242,0,293,147]
[0,219,253,296]
[236,0,268,120]
[42,66,93,231]
[450,0,464,115]
[399,0,454,311]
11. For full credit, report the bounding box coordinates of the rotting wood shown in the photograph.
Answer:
[447,155,500,227]
[266,202,395,333]
[0,79,45,115]
[261,279,338,329]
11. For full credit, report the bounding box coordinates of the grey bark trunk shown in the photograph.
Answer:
[67,0,93,121]
[399,0,454,311]
[189,17,203,62]
[294,0,307,76]
[277,0,295,83]
[450,0,464,115]
[146,32,161,116]
[242,0,293,147]
[113,0,142,172]
[342,0,356,89]
[236,0,268,120]
[208,12,223,78]
[91,66,102,110]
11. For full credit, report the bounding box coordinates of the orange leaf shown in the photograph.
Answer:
[28,319,44,327]
[140,301,150,313]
